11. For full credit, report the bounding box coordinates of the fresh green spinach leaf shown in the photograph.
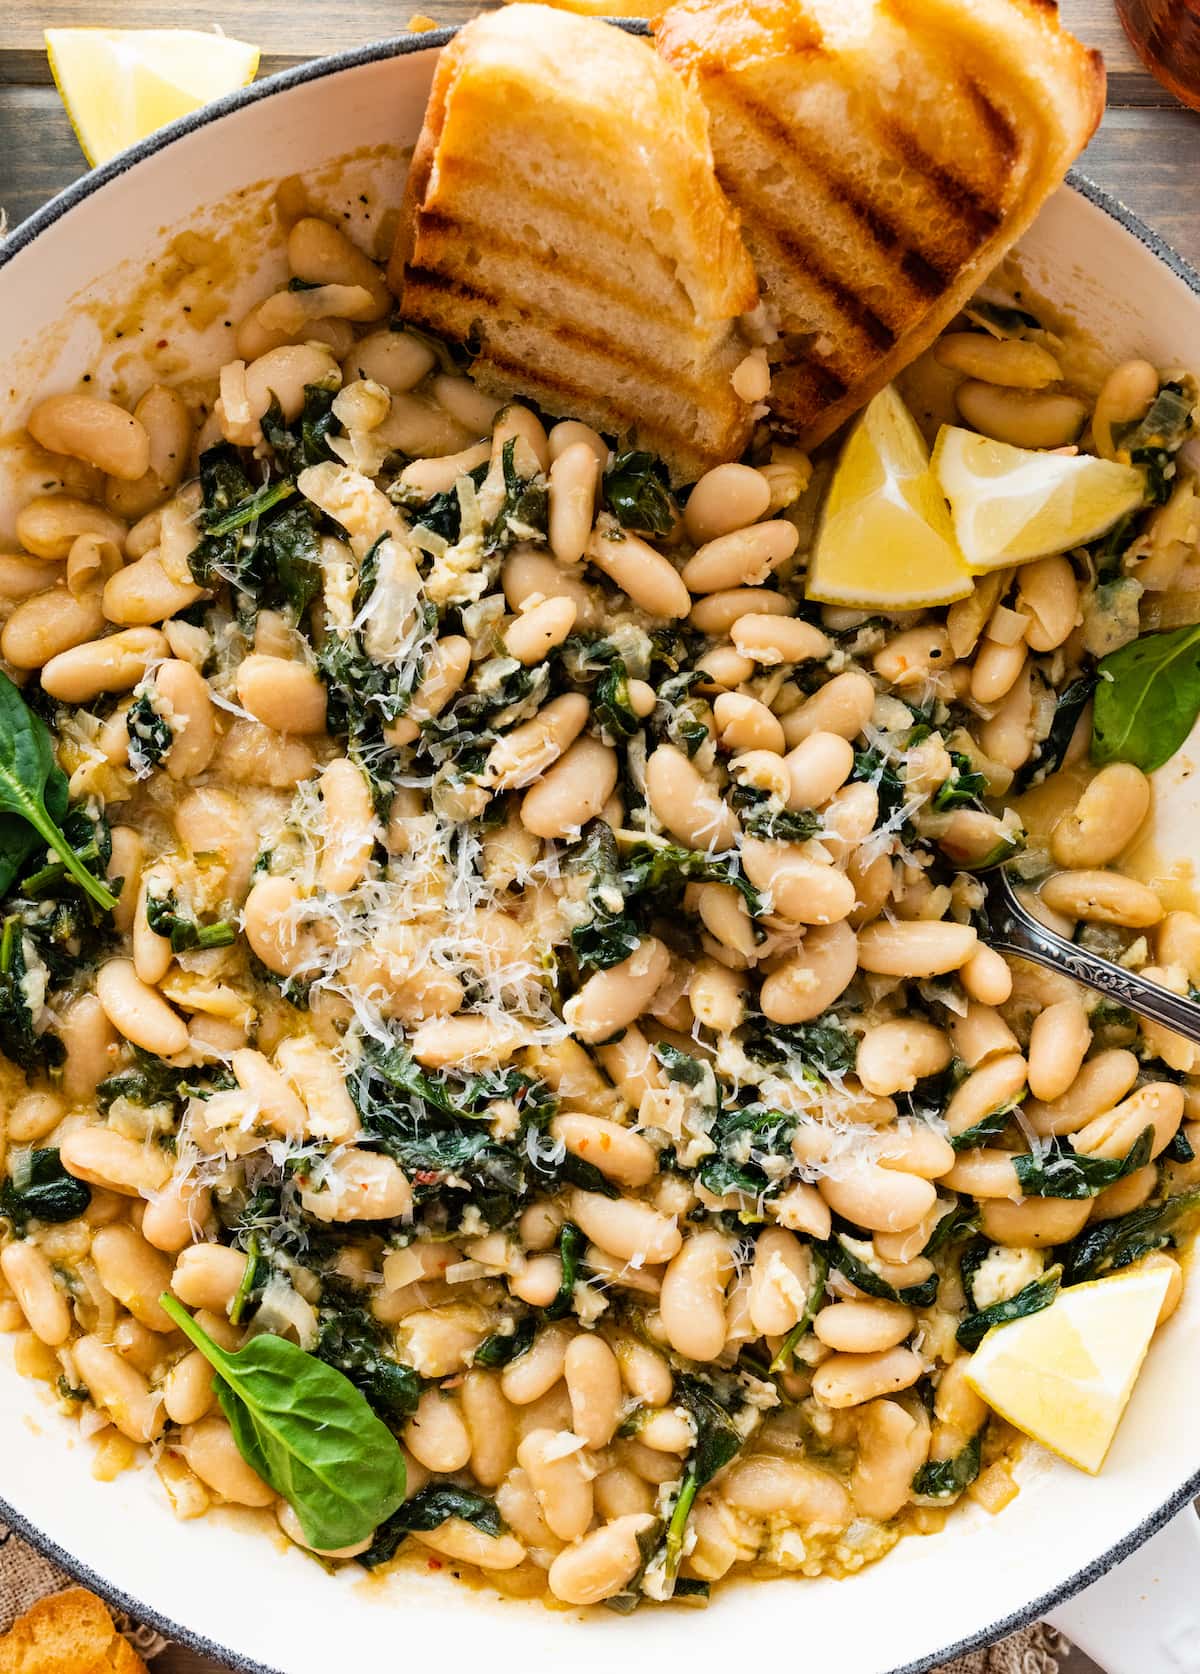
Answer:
[0,675,115,911]
[160,1295,407,1551]
[1092,626,1200,773]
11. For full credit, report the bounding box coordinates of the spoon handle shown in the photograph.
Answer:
[984,875,1200,1049]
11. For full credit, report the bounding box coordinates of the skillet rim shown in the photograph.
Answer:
[1,24,1198,1672]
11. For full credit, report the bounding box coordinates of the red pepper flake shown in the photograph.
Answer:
[426,1557,443,1570]
[413,1169,440,1185]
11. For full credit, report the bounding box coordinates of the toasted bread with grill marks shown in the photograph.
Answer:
[655,0,1105,447]
[389,5,760,482]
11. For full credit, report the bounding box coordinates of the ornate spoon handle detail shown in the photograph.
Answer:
[983,869,1200,1049]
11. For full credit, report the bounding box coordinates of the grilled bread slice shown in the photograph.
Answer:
[655,0,1105,447]
[0,1589,147,1674]
[390,5,760,481]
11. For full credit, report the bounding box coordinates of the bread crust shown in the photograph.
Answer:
[391,5,760,480]
[656,0,1105,447]
[0,1589,147,1674]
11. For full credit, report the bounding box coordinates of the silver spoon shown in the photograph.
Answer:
[981,867,1200,1048]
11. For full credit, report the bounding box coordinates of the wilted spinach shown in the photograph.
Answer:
[145,889,237,953]
[1011,1128,1153,1199]
[359,1486,503,1571]
[315,1292,420,1421]
[126,688,173,778]
[956,1264,1062,1351]
[603,450,674,536]
[1061,1185,1200,1284]
[912,1429,984,1499]
[0,1148,90,1231]
[825,1233,939,1308]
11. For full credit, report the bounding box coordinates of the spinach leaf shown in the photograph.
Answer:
[1014,676,1096,792]
[660,1375,744,1592]
[603,451,674,536]
[160,1295,407,1550]
[0,675,115,911]
[912,1429,983,1500]
[729,784,822,843]
[1061,1185,1200,1284]
[699,1103,791,1201]
[359,1486,502,1572]
[314,1293,420,1421]
[852,748,908,829]
[956,1264,1062,1350]
[564,821,639,972]
[126,688,173,778]
[1012,1128,1153,1199]
[144,889,237,953]
[0,1148,90,1231]
[260,385,339,476]
[932,753,987,812]
[594,658,639,744]
[825,1233,939,1308]
[543,1221,585,1320]
[263,501,324,619]
[486,438,548,553]
[743,1018,857,1079]
[623,842,761,914]
[0,918,64,1071]
[1092,626,1200,773]
[949,1104,1019,1153]
[473,1313,537,1368]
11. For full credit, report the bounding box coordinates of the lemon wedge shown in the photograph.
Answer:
[46,29,260,167]
[932,425,1146,572]
[806,384,973,609]
[965,1264,1172,1474]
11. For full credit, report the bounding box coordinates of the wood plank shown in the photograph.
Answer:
[0,0,1177,104]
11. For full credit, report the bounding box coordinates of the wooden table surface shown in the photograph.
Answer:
[0,0,1187,1668]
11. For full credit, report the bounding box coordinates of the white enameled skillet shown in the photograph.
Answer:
[1,30,1200,1674]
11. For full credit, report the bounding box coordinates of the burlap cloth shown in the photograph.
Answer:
[0,1522,1081,1673]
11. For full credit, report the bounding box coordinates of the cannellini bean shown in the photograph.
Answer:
[714,692,785,754]
[960,944,1013,1006]
[782,732,854,809]
[564,938,672,1045]
[565,1335,623,1449]
[1039,869,1163,928]
[695,881,758,964]
[748,1227,814,1335]
[91,1225,175,1331]
[758,924,859,1028]
[486,693,589,791]
[722,1457,852,1524]
[812,1346,925,1408]
[96,959,188,1056]
[461,1368,519,1487]
[942,1052,1028,1141]
[407,1387,472,1472]
[942,1148,1021,1198]
[1,584,106,669]
[956,381,1087,449]
[316,758,377,893]
[857,1021,951,1096]
[8,1092,66,1145]
[685,464,771,543]
[103,553,203,627]
[1092,359,1159,459]
[781,670,876,747]
[518,1427,594,1541]
[731,613,830,667]
[28,393,150,480]
[548,442,600,564]
[16,494,127,559]
[181,1417,275,1506]
[171,1243,249,1312]
[814,1300,915,1354]
[681,521,798,592]
[550,1113,656,1187]
[818,1163,936,1233]
[1025,1048,1141,1138]
[41,626,168,702]
[521,737,618,838]
[689,956,749,1032]
[235,653,327,734]
[873,627,953,689]
[500,1323,573,1405]
[547,1513,656,1605]
[299,1148,412,1222]
[142,1171,212,1253]
[585,524,690,618]
[645,745,739,851]
[852,1399,931,1521]
[288,218,390,317]
[690,589,795,635]
[73,1334,164,1442]
[741,837,856,925]
[1,1243,71,1346]
[59,1126,171,1196]
[1073,1082,1185,1161]
[503,547,602,629]
[1051,764,1151,869]
[660,1231,733,1360]
[856,920,978,977]
[413,1519,527,1570]
[504,597,578,665]
[980,1196,1091,1247]
[569,1188,682,1265]
[934,333,1061,387]
[1027,999,1091,1102]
